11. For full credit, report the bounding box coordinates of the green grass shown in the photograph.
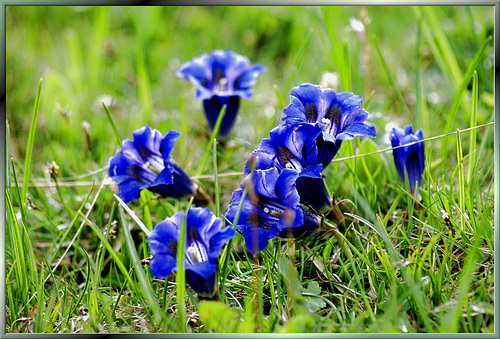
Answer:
[5,5,494,334]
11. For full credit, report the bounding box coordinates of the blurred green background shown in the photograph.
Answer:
[6,6,494,176]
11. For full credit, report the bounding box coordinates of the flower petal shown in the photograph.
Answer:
[275,168,300,207]
[390,127,406,183]
[203,96,240,136]
[149,252,177,279]
[336,122,376,141]
[160,130,181,161]
[185,262,218,297]
[208,226,236,258]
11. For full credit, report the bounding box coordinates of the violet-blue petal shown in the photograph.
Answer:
[177,49,266,137]
[316,134,341,168]
[295,176,332,214]
[208,226,236,259]
[233,63,268,97]
[225,188,282,255]
[275,168,301,208]
[148,207,234,298]
[203,96,240,137]
[336,122,377,141]
[108,125,195,203]
[390,124,425,194]
[269,123,322,167]
[149,253,177,279]
[277,205,320,239]
[160,130,181,161]
[185,263,218,298]
[282,83,376,166]
[390,127,406,183]
[225,167,321,255]
[243,147,275,175]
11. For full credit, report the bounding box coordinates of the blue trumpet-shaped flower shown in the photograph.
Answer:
[283,83,376,168]
[148,207,235,298]
[108,124,196,204]
[244,123,332,214]
[225,167,321,255]
[177,49,267,137]
[390,124,425,194]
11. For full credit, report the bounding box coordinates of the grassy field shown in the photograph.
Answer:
[5,5,495,333]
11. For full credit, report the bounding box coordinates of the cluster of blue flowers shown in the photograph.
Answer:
[226,83,378,254]
[106,49,425,299]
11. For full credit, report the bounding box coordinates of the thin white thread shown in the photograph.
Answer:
[11,122,493,187]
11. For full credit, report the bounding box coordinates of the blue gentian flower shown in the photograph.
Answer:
[108,124,196,204]
[282,83,376,168]
[244,123,332,214]
[225,167,321,255]
[148,207,235,298]
[390,124,425,194]
[176,49,267,137]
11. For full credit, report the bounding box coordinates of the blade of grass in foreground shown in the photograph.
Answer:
[219,186,248,303]
[6,189,29,308]
[114,193,151,237]
[78,210,158,324]
[176,196,194,333]
[213,138,220,217]
[196,105,226,177]
[34,263,45,333]
[6,120,10,189]
[119,204,172,330]
[22,79,42,211]
[456,129,466,232]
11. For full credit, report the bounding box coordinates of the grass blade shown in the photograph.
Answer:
[176,197,194,333]
[6,189,29,307]
[455,129,466,231]
[22,78,42,209]
[78,211,148,310]
[441,233,482,332]
[103,102,123,145]
[467,70,478,183]
[213,138,220,217]
[6,120,10,190]
[114,193,151,237]
[119,204,171,329]
[196,105,226,176]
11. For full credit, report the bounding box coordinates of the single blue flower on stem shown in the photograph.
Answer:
[282,83,376,168]
[244,123,332,214]
[108,124,198,204]
[176,49,267,137]
[225,167,321,255]
[390,124,425,195]
[148,207,236,298]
